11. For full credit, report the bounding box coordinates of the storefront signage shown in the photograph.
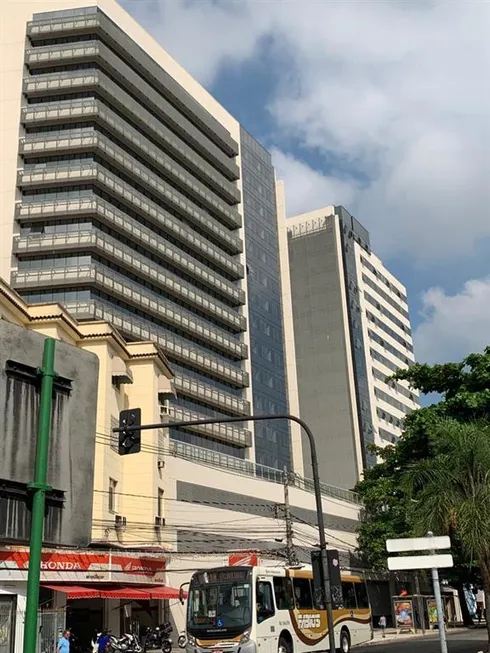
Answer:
[0,547,167,583]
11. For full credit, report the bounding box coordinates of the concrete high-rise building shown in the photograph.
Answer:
[0,0,302,474]
[286,206,419,490]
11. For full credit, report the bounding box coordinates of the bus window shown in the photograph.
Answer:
[342,582,357,609]
[355,581,370,609]
[257,582,275,622]
[292,578,313,609]
[273,577,294,610]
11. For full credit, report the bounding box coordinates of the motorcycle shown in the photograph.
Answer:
[143,622,173,653]
[109,632,143,652]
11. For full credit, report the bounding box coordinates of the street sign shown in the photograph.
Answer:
[387,554,454,571]
[386,536,450,553]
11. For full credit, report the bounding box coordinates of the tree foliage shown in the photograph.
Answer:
[355,347,490,570]
[404,419,490,644]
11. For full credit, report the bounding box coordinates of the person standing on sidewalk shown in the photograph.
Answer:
[379,615,387,638]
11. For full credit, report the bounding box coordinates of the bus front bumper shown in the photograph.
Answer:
[186,639,257,653]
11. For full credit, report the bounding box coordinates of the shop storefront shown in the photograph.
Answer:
[0,547,179,652]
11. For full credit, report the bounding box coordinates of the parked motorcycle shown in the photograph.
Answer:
[108,631,143,652]
[143,622,173,653]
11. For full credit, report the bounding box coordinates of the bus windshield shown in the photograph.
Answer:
[188,580,252,633]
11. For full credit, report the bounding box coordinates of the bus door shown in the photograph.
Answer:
[255,579,277,653]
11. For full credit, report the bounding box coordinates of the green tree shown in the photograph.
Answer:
[355,347,490,621]
[405,419,490,647]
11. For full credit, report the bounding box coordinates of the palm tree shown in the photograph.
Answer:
[404,419,490,648]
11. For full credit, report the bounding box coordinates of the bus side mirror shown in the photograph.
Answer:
[179,586,185,605]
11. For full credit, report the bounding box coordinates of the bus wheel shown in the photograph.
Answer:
[278,636,291,653]
[340,629,350,653]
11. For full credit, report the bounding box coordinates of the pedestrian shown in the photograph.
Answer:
[379,615,387,638]
[97,629,111,652]
[476,587,485,624]
[57,629,70,653]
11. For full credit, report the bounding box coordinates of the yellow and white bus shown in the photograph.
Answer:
[185,565,372,653]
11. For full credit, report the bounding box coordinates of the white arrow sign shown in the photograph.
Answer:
[387,553,454,571]
[386,536,450,553]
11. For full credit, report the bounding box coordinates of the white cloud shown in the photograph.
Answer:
[123,0,490,263]
[271,149,359,217]
[414,278,490,363]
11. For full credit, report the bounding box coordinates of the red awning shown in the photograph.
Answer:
[42,584,183,600]
[42,584,104,599]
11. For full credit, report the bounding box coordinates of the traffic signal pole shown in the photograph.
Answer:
[23,338,56,653]
[114,412,337,653]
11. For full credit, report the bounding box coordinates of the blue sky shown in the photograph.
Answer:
[122,0,490,367]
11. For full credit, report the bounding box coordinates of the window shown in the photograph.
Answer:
[256,581,275,622]
[157,488,164,518]
[293,578,313,609]
[108,478,118,513]
[342,582,357,609]
[273,577,294,610]
[355,582,370,609]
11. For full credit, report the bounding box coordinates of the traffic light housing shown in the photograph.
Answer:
[311,548,342,609]
[118,408,141,455]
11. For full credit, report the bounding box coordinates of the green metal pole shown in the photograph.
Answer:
[23,338,56,653]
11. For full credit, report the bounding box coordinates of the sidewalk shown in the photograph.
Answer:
[367,628,439,645]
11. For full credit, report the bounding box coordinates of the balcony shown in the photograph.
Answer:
[173,375,250,416]
[18,163,244,279]
[23,42,240,182]
[26,11,239,158]
[60,299,248,387]
[13,230,245,332]
[165,406,251,448]
[20,134,242,254]
[21,126,242,229]
[21,98,241,206]
[13,264,247,359]
[15,199,245,306]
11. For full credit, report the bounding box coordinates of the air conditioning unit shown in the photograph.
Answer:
[155,516,166,528]
[115,515,127,528]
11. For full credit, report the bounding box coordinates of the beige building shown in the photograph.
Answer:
[0,0,303,478]
[0,277,174,543]
[286,206,419,490]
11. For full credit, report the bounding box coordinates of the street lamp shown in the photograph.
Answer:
[114,412,337,653]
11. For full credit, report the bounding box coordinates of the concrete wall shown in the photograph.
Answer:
[287,216,362,490]
[0,320,99,546]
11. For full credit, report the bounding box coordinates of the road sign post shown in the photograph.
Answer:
[386,535,451,653]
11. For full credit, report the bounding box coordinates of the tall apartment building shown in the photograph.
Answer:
[286,206,419,490]
[0,0,299,474]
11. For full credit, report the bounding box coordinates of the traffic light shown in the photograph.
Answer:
[118,408,141,455]
[311,548,342,609]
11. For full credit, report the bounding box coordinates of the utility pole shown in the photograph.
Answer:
[282,466,297,566]
[23,338,56,653]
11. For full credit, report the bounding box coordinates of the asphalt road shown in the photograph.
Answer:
[355,630,487,653]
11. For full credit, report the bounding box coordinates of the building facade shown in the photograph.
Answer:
[0,279,362,650]
[286,206,419,490]
[0,0,296,475]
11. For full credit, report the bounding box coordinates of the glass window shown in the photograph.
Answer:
[355,582,369,609]
[256,582,275,622]
[273,577,294,610]
[108,477,117,513]
[342,582,357,609]
[293,578,313,609]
